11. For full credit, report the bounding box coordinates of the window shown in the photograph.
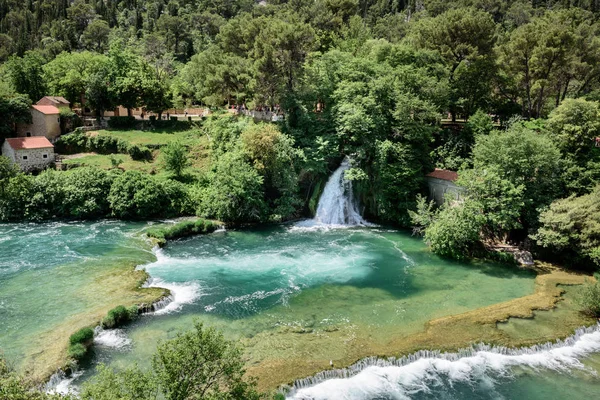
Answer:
[26,132,31,137]
[43,154,48,159]
[57,117,60,122]
[22,155,27,160]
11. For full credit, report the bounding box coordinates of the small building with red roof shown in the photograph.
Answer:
[17,103,61,140]
[425,168,462,205]
[1,137,55,171]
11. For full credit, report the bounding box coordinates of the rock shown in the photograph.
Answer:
[515,250,534,266]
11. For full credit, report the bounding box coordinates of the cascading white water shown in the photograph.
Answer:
[313,158,368,226]
[285,324,600,400]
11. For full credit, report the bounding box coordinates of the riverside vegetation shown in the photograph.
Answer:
[3,0,600,398]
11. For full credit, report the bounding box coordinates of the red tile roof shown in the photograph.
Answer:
[32,105,60,115]
[5,137,54,150]
[426,168,459,182]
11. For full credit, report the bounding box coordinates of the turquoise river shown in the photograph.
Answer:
[2,220,600,399]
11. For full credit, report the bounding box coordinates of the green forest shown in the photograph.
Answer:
[2,0,600,271]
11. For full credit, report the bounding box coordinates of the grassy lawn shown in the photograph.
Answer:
[62,153,159,173]
[64,128,212,175]
[90,128,204,147]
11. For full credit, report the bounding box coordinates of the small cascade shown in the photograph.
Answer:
[286,323,600,398]
[313,158,368,226]
[45,369,82,395]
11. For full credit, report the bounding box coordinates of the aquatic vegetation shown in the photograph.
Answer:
[146,218,219,246]
[101,305,138,329]
[68,328,94,361]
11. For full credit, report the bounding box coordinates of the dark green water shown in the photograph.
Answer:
[2,222,600,398]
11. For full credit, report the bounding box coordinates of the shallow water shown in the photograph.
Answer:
[77,226,550,389]
[2,222,600,398]
[0,221,155,366]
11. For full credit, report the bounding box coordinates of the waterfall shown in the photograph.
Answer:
[284,323,600,399]
[313,158,368,226]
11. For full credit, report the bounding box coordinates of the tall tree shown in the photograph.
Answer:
[409,7,496,119]
[5,50,47,102]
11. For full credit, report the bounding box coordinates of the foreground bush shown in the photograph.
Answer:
[80,321,264,400]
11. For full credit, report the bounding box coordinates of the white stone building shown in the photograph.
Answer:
[1,137,55,171]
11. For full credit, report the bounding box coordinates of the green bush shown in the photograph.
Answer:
[107,116,137,129]
[68,343,88,360]
[54,129,87,154]
[102,305,137,329]
[425,199,485,260]
[533,186,600,270]
[127,144,152,161]
[69,327,94,345]
[146,218,218,244]
[88,134,122,154]
[108,171,167,219]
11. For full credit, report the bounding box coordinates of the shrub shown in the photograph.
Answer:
[532,186,600,270]
[62,167,114,218]
[199,151,267,223]
[102,305,137,329]
[425,199,485,260]
[54,129,87,154]
[88,134,122,154]
[108,171,166,219]
[575,279,600,317]
[69,327,94,346]
[146,218,218,244]
[127,144,152,161]
[107,116,137,129]
[68,343,88,360]
[161,141,190,177]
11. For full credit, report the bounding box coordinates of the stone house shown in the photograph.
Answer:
[425,168,462,206]
[37,96,70,109]
[1,137,55,171]
[17,105,61,141]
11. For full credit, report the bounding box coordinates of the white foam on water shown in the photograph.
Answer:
[147,277,202,315]
[287,324,600,400]
[94,327,132,349]
[46,370,83,395]
[145,240,376,286]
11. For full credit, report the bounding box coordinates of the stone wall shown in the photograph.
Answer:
[426,177,462,206]
[5,146,55,171]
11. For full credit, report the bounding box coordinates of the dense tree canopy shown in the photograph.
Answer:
[3,0,600,268]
